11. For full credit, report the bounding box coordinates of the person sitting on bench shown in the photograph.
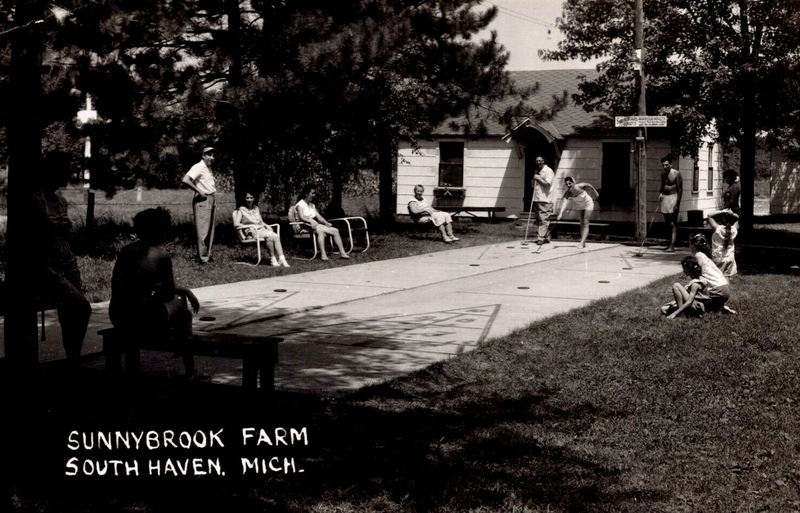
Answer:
[35,152,92,369]
[109,208,200,376]
[408,184,460,243]
[556,176,599,249]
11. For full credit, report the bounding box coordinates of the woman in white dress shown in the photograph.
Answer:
[233,192,290,267]
[407,184,459,243]
[295,185,350,261]
[556,176,599,249]
[689,233,734,313]
[707,210,738,277]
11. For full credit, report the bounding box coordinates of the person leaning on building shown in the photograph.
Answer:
[530,155,555,245]
[182,146,217,263]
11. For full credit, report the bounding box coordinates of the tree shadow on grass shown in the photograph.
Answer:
[2,359,667,513]
[736,244,800,275]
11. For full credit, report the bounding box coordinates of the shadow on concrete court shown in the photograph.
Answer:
[2,241,686,394]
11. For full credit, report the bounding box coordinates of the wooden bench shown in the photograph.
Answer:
[0,281,55,342]
[548,220,610,240]
[99,328,283,391]
[432,206,506,223]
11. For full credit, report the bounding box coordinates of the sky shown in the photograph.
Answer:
[477,0,605,71]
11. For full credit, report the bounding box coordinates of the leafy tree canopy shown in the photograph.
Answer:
[2,0,547,212]
[543,0,800,229]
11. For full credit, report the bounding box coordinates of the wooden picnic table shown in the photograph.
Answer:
[433,206,506,223]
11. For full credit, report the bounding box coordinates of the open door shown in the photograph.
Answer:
[600,142,633,210]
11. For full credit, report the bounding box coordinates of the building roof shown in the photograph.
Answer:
[434,69,614,138]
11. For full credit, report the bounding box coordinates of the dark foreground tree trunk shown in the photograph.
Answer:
[4,0,46,371]
[3,0,47,502]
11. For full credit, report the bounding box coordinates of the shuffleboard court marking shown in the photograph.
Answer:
[201,290,300,331]
[266,304,502,353]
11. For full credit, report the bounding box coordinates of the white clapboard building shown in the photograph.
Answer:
[396,69,726,223]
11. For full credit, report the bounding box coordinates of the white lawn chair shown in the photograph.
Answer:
[232,211,280,266]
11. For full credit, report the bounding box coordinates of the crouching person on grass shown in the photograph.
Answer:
[661,256,709,319]
[109,208,200,376]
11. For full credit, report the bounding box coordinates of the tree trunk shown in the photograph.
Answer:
[4,0,46,371]
[328,169,345,219]
[738,82,757,234]
[225,0,249,207]
[378,137,396,226]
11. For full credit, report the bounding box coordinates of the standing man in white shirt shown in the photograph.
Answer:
[182,146,217,263]
[531,155,555,245]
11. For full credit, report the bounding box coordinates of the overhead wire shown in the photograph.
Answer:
[486,2,556,28]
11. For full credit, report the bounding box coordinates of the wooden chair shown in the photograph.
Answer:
[232,211,280,266]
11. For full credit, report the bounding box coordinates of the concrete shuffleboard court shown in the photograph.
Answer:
[1,242,686,393]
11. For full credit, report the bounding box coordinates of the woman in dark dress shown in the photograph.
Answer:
[36,153,91,367]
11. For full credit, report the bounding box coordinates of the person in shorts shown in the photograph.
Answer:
[659,155,682,252]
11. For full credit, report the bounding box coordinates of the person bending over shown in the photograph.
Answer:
[556,176,599,249]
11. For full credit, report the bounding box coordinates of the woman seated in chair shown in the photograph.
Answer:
[109,208,200,376]
[233,191,290,267]
[294,184,350,261]
[408,184,459,243]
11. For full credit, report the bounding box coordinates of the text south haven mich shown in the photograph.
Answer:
[65,427,308,477]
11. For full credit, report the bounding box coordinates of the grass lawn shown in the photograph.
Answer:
[2,191,800,511]
[69,217,522,302]
[4,248,800,512]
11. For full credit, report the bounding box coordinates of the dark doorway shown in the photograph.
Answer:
[600,142,633,210]
[523,134,557,212]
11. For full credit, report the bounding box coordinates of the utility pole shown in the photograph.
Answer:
[77,95,98,234]
[633,0,648,242]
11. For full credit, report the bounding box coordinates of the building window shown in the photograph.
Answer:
[707,144,714,191]
[438,141,464,187]
[692,158,700,192]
